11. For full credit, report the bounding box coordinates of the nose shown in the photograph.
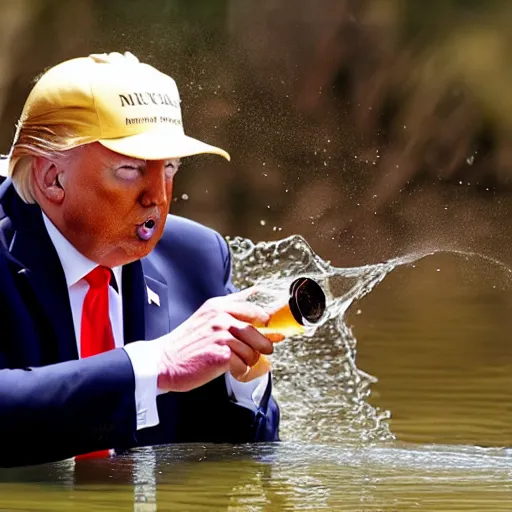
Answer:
[139,162,169,208]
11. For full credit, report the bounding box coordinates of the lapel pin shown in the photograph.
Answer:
[146,286,160,307]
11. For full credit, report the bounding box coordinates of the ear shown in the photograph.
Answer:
[32,156,65,204]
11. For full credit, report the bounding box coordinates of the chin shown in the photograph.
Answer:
[134,238,160,256]
[104,242,157,267]
[136,243,157,259]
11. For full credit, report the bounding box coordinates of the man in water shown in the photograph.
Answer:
[0,51,279,467]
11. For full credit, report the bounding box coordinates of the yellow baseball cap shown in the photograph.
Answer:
[15,51,230,161]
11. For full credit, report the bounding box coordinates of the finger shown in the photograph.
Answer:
[227,337,261,367]
[236,355,272,382]
[226,286,260,301]
[222,300,270,326]
[228,352,251,380]
[262,332,286,343]
[229,321,273,355]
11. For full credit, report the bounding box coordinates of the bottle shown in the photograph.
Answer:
[237,277,326,382]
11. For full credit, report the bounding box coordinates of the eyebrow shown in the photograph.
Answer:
[112,157,181,168]
[114,158,145,167]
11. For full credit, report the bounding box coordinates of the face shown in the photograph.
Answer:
[38,143,179,267]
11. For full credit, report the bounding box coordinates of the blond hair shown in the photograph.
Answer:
[8,123,90,204]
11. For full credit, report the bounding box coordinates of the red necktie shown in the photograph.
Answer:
[76,266,115,459]
[81,266,115,358]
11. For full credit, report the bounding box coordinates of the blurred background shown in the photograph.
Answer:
[1,0,512,447]
[2,0,512,267]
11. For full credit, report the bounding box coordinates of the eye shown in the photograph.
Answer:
[164,159,181,179]
[115,165,143,181]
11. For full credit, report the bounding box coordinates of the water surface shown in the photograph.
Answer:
[1,236,511,510]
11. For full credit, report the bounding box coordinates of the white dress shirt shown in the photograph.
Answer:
[42,214,269,431]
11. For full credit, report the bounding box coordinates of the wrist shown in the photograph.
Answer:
[156,338,175,392]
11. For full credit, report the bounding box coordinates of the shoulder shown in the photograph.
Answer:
[162,214,222,242]
[157,214,227,255]
[143,214,232,294]
[147,214,229,269]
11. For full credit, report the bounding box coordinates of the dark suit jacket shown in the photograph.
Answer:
[0,178,279,467]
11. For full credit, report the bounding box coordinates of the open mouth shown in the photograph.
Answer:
[136,218,157,241]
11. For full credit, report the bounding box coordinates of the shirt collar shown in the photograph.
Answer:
[42,212,122,290]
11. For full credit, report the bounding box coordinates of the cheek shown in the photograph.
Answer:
[98,187,138,219]
[66,175,114,215]
[66,187,129,233]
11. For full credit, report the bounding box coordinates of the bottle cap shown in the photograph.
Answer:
[288,277,326,325]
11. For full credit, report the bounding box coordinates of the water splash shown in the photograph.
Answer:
[227,234,512,444]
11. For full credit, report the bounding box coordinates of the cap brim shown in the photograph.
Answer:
[98,131,230,161]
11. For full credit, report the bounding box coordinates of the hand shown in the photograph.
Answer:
[156,289,274,392]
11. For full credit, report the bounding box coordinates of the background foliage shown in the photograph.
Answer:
[1,0,511,266]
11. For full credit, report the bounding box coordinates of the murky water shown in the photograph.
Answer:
[2,442,512,511]
[1,236,512,510]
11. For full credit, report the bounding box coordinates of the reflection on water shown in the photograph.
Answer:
[2,442,512,511]
[2,235,512,510]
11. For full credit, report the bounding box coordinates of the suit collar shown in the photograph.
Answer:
[2,184,79,362]
[140,260,171,341]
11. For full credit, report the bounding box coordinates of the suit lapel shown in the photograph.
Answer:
[7,200,78,362]
[121,261,147,343]
[122,257,170,344]
[143,274,170,339]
